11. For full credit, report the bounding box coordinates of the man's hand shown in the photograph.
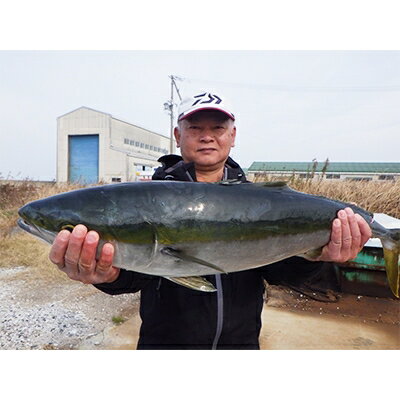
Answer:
[313,207,372,263]
[49,224,120,284]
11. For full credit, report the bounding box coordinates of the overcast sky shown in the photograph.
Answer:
[1,50,399,180]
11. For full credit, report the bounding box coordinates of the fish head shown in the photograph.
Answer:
[17,193,86,244]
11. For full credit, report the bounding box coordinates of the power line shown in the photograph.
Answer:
[181,76,400,93]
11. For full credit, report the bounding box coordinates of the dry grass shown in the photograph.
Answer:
[0,232,76,285]
[253,173,400,219]
[0,180,85,237]
[0,180,87,276]
[0,233,49,268]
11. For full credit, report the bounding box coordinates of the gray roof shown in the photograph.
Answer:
[248,161,400,173]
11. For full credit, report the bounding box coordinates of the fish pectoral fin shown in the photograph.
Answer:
[165,276,217,292]
[161,246,226,274]
[298,247,324,261]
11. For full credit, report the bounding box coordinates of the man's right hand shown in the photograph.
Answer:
[49,224,120,285]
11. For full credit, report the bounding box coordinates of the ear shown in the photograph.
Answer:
[231,126,237,147]
[174,126,181,148]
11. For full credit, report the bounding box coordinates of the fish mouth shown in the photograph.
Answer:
[17,218,55,245]
[17,218,37,235]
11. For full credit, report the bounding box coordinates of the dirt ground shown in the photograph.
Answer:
[1,264,398,350]
[259,286,399,350]
[78,285,399,350]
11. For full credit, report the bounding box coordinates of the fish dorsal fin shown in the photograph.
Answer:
[218,180,289,188]
[165,276,216,292]
[258,181,288,187]
[252,181,291,191]
[218,179,243,186]
[161,246,226,274]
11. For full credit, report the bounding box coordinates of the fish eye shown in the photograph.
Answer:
[61,224,75,232]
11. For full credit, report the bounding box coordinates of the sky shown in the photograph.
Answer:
[0,50,399,180]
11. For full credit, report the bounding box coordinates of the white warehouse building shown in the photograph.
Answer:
[57,106,173,184]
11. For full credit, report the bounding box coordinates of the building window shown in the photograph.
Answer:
[124,138,129,144]
[140,143,144,148]
[326,174,340,179]
[346,177,372,181]
[129,140,134,146]
[150,145,154,151]
[112,177,121,182]
[378,174,394,180]
[145,144,149,149]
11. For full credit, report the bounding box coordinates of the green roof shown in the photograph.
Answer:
[248,162,400,173]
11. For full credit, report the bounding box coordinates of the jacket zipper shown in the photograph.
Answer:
[212,274,224,350]
[211,167,228,350]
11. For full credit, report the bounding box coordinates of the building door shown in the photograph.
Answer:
[68,134,99,184]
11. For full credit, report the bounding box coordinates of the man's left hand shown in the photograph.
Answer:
[313,207,372,263]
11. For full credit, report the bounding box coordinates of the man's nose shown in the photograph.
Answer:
[199,129,214,141]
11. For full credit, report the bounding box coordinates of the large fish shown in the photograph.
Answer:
[17,181,400,297]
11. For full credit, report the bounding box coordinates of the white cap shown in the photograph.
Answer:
[177,90,235,121]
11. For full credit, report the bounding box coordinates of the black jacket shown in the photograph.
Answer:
[94,155,320,349]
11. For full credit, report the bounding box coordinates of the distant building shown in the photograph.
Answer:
[247,161,400,182]
[57,107,173,184]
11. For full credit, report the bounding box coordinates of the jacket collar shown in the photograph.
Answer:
[153,154,247,182]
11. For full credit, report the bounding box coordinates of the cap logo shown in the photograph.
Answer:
[192,93,222,106]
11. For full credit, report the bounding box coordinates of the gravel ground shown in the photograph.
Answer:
[1,265,398,350]
[0,266,139,350]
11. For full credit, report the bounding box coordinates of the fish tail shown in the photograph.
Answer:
[381,229,400,298]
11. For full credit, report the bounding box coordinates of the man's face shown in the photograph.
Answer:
[174,110,236,170]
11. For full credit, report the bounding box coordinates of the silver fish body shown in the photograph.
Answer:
[17,181,400,296]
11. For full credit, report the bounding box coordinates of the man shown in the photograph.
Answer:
[49,91,372,349]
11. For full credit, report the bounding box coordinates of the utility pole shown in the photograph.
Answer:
[169,76,174,154]
[164,75,182,154]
